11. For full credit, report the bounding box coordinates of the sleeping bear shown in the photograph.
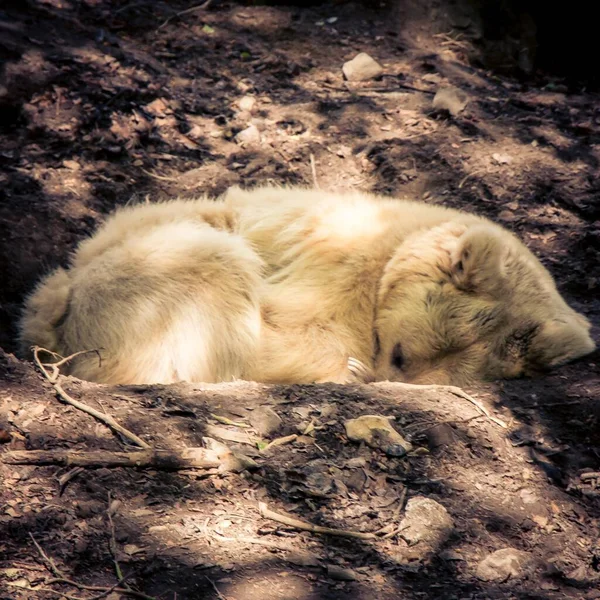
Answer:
[19,185,596,386]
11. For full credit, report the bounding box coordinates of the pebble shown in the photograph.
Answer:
[286,551,320,567]
[342,52,383,81]
[476,548,533,581]
[327,565,358,581]
[432,86,469,116]
[238,95,256,112]
[400,496,454,547]
[235,124,260,145]
[250,405,282,436]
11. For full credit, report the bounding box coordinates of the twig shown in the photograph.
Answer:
[86,574,134,600]
[205,576,229,600]
[140,168,181,182]
[4,583,83,600]
[258,502,387,540]
[107,493,127,588]
[30,533,64,578]
[376,382,508,428]
[4,449,220,470]
[210,413,250,428]
[260,434,297,453]
[309,153,319,188]
[458,168,484,189]
[46,573,136,600]
[442,386,507,428]
[28,533,154,599]
[33,346,151,449]
[157,0,212,30]
[363,83,436,95]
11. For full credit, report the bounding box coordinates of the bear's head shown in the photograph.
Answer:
[374,221,596,385]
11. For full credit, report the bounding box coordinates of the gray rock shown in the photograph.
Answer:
[342,52,383,81]
[285,551,321,567]
[238,95,256,112]
[400,496,454,548]
[476,548,533,582]
[432,86,469,116]
[250,405,282,437]
[235,124,260,145]
[492,152,513,165]
[327,564,357,581]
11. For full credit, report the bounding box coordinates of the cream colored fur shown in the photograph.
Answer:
[19,186,596,386]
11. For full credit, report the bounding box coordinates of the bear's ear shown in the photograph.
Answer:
[450,225,509,294]
[528,315,596,369]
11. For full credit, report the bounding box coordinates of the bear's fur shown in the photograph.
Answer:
[18,186,596,386]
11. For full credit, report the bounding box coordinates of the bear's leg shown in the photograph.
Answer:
[57,221,263,384]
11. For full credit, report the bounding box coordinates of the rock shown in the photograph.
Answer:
[63,159,80,170]
[425,423,456,449]
[235,124,260,145]
[286,551,321,567]
[344,468,367,491]
[304,471,334,496]
[492,152,513,165]
[432,86,469,116]
[327,564,357,581]
[498,210,516,221]
[400,496,454,550]
[476,548,533,582]
[345,415,412,457]
[342,52,383,81]
[344,456,367,468]
[565,565,592,586]
[250,406,282,437]
[238,95,256,112]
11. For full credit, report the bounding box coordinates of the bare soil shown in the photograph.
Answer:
[1,1,599,599]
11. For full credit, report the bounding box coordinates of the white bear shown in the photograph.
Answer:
[19,186,596,386]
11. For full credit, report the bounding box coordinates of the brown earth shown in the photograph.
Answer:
[1,1,599,599]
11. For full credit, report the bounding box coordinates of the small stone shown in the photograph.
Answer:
[238,95,256,112]
[476,548,533,582]
[342,52,383,81]
[400,496,454,549]
[565,564,589,585]
[422,73,443,84]
[345,415,412,456]
[235,124,260,145]
[432,86,469,116]
[286,551,321,567]
[492,152,513,165]
[440,550,465,561]
[327,565,357,581]
[3,568,20,579]
[63,159,80,170]
[345,456,367,468]
[250,406,282,437]
[498,210,516,221]
[425,423,456,449]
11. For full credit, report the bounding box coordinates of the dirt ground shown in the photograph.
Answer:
[1,1,599,599]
